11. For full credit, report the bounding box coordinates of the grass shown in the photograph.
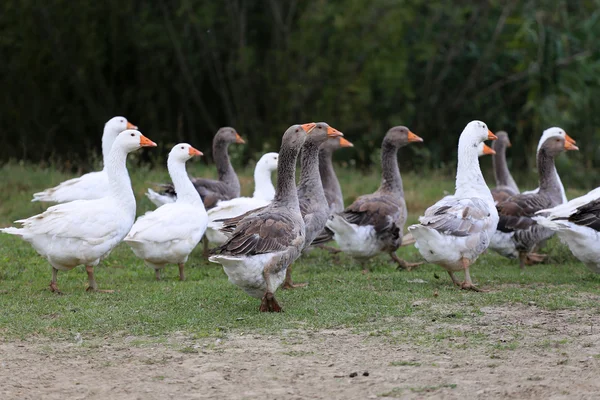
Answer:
[0,161,599,341]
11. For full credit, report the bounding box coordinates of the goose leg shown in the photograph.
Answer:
[155,269,161,281]
[49,267,62,294]
[259,264,283,312]
[178,263,185,281]
[85,265,113,293]
[519,252,527,271]
[202,236,210,258]
[314,244,341,254]
[460,267,483,292]
[448,271,461,286]
[525,252,547,265]
[282,265,307,289]
[390,252,423,271]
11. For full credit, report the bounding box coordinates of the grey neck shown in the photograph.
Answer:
[298,140,325,204]
[537,148,562,203]
[379,141,403,195]
[492,141,519,192]
[273,143,300,208]
[319,147,343,211]
[213,140,239,188]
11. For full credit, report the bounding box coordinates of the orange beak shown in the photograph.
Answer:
[235,133,245,144]
[301,123,316,133]
[507,139,512,147]
[482,144,496,155]
[327,126,343,138]
[139,134,157,147]
[564,141,579,151]
[188,146,203,157]
[339,137,353,147]
[126,121,137,130]
[407,131,424,143]
[488,130,497,140]
[564,133,576,145]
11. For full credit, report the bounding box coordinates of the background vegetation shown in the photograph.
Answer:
[1,0,599,187]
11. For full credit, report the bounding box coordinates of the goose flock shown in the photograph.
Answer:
[2,117,598,311]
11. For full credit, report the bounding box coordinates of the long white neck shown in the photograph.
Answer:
[455,138,493,203]
[106,146,136,216]
[168,157,204,207]
[252,163,276,200]
[556,171,567,203]
[101,126,117,170]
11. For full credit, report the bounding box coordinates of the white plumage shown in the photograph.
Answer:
[2,130,156,293]
[125,143,208,280]
[205,152,278,245]
[31,116,137,203]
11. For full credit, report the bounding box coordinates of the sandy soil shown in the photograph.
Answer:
[1,304,599,400]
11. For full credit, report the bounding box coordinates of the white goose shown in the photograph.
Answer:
[521,127,576,203]
[32,116,137,203]
[534,188,600,273]
[125,144,208,280]
[2,130,156,293]
[408,121,498,291]
[204,152,279,245]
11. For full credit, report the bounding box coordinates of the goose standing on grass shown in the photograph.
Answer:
[32,116,137,203]
[490,131,520,203]
[408,121,498,291]
[209,123,316,312]
[1,130,156,293]
[125,144,207,281]
[534,188,600,273]
[205,152,279,246]
[284,123,344,288]
[310,136,354,249]
[326,126,423,270]
[146,127,245,208]
[522,127,576,203]
[490,135,579,269]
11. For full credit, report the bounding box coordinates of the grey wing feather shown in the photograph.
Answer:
[419,198,491,236]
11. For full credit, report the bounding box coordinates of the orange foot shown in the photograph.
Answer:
[259,292,283,312]
[459,282,486,292]
[282,281,308,290]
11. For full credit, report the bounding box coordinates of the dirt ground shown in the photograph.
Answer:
[1,304,599,400]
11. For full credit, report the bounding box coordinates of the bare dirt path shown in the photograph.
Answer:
[1,304,599,399]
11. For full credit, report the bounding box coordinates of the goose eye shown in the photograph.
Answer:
[295,129,299,133]
[181,146,184,149]
[130,133,135,137]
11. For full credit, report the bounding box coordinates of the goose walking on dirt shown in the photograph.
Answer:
[408,121,498,291]
[326,126,423,270]
[125,144,208,281]
[32,116,137,203]
[2,130,156,293]
[209,123,316,312]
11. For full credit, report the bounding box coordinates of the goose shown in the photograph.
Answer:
[146,127,245,209]
[1,130,156,293]
[326,126,423,270]
[400,141,495,248]
[521,127,576,203]
[534,188,600,273]
[31,116,137,203]
[284,123,344,288]
[490,131,520,203]
[204,152,279,246]
[209,123,317,312]
[408,121,498,291]
[490,135,579,269]
[310,136,354,249]
[125,143,208,281]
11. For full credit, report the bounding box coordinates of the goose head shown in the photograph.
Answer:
[170,143,203,162]
[538,127,576,151]
[256,152,279,172]
[105,116,137,137]
[383,126,423,149]
[320,136,353,151]
[215,127,245,145]
[459,120,496,154]
[114,130,157,153]
[305,122,343,146]
[540,135,579,157]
